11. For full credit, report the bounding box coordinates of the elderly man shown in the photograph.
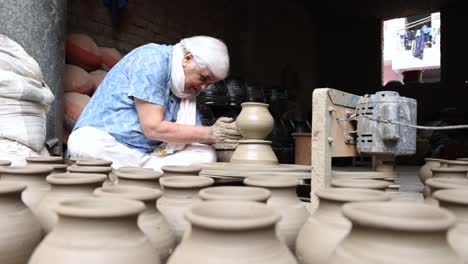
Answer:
[68,36,240,170]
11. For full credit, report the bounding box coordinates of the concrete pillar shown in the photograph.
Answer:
[0,0,66,155]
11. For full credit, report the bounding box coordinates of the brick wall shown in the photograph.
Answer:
[67,0,243,57]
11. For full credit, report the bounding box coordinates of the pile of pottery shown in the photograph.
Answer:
[3,154,468,264]
[419,158,468,205]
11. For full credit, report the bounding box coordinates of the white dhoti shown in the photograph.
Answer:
[67,126,216,172]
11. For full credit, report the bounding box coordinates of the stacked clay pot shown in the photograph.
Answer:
[29,197,160,264]
[157,176,214,242]
[35,173,107,232]
[199,186,271,203]
[244,176,308,252]
[328,202,462,264]
[231,102,278,165]
[167,200,297,264]
[296,188,390,264]
[94,185,176,262]
[26,156,68,174]
[0,165,54,215]
[161,165,202,177]
[115,168,163,189]
[433,189,468,262]
[0,183,43,264]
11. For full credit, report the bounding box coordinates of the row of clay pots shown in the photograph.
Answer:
[419,158,468,184]
[296,187,466,264]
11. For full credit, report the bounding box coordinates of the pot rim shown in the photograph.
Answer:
[199,186,271,202]
[331,179,391,189]
[185,200,280,230]
[240,102,269,107]
[445,160,468,165]
[0,182,26,194]
[56,197,145,218]
[117,166,154,172]
[316,188,390,203]
[115,170,163,180]
[424,158,446,162]
[0,165,54,175]
[76,159,113,167]
[160,176,214,189]
[94,185,162,202]
[25,156,64,163]
[244,176,298,188]
[342,202,455,232]
[457,158,468,161]
[433,189,468,205]
[161,165,202,173]
[67,166,112,174]
[46,173,107,185]
[426,177,468,189]
[431,167,468,172]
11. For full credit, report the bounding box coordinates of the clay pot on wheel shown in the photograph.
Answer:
[35,173,107,233]
[433,189,468,262]
[94,186,176,262]
[167,200,297,264]
[0,165,54,215]
[230,140,278,165]
[157,176,214,242]
[244,176,308,252]
[328,202,462,264]
[236,102,274,139]
[296,188,390,264]
[29,197,161,264]
[0,183,43,264]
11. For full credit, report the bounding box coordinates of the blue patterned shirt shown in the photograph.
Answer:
[74,44,201,153]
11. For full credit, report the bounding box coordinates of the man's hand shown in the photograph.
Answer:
[204,117,242,143]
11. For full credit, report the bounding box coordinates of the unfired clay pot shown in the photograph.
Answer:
[445,160,468,169]
[328,202,462,264]
[230,140,278,165]
[419,158,444,184]
[76,159,113,167]
[244,176,308,252]
[167,200,297,264]
[35,173,107,233]
[295,188,390,264]
[0,183,43,264]
[433,189,468,262]
[94,185,176,262]
[431,167,468,179]
[26,156,67,174]
[67,165,112,177]
[0,165,54,215]
[157,176,214,242]
[29,197,161,264]
[331,179,391,190]
[161,165,202,177]
[26,156,64,165]
[236,102,274,139]
[332,171,397,181]
[115,169,163,189]
[199,186,271,202]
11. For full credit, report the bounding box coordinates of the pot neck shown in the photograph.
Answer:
[439,202,468,225]
[314,199,346,219]
[267,187,300,206]
[163,187,201,198]
[50,183,101,196]
[189,224,277,244]
[0,192,25,212]
[54,215,141,239]
[1,173,49,187]
[118,178,160,188]
[347,224,449,252]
